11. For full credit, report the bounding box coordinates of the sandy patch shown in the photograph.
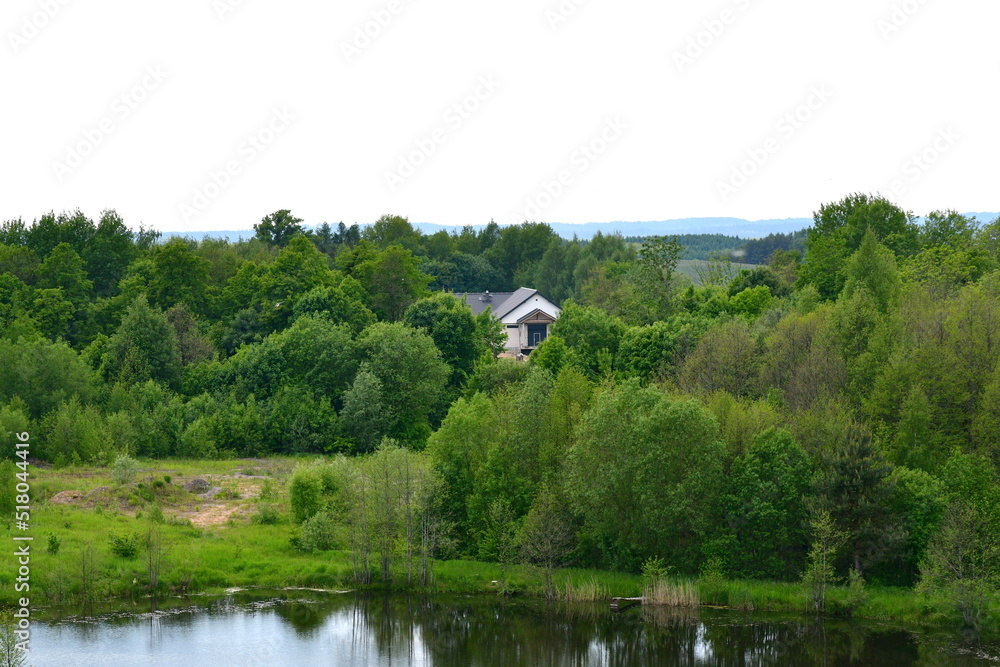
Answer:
[49,490,85,504]
[174,477,266,527]
[179,504,245,528]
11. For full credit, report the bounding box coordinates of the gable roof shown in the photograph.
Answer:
[493,287,538,319]
[454,291,516,316]
[453,288,549,319]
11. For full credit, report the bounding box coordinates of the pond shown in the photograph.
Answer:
[29,590,999,666]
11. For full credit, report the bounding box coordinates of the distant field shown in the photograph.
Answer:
[675,259,758,286]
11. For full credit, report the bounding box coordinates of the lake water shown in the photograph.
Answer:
[29,590,998,666]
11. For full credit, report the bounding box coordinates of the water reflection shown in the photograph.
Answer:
[31,592,997,666]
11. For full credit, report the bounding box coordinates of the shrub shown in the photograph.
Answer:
[251,503,281,525]
[178,419,218,459]
[298,511,338,552]
[289,467,323,524]
[844,569,868,617]
[147,504,164,524]
[258,479,278,502]
[698,556,728,605]
[111,455,138,486]
[46,533,60,556]
[109,533,140,558]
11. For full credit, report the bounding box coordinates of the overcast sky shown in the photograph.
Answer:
[3,0,996,233]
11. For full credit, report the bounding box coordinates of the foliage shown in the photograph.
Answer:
[4,201,1000,607]
[112,455,138,486]
[802,510,845,613]
[46,533,61,556]
[298,511,339,552]
[101,296,181,388]
[404,293,483,385]
[108,533,141,558]
[566,381,725,572]
[254,209,304,247]
[709,429,812,581]
[340,368,390,453]
[813,427,901,575]
[357,322,450,443]
[917,451,1000,629]
[0,612,27,667]
[289,463,331,524]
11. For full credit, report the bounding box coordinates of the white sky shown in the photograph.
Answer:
[2,0,997,233]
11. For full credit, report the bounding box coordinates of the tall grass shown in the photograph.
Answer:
[562,576,610,602]
[644,578,700,607]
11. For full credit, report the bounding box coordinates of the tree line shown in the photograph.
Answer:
[1,196,999,623]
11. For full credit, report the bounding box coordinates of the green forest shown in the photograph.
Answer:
[1,194,999,626]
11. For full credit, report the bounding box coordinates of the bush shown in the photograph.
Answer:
[177,419,218,459]
[109,533,140,558]
[289,466,323,524]
[698,556,728,605]
[844,569,868,617]
[147,504,164,524]
[111,455,138,486]
[46,533,60,556]
[258,479,278,502]
[251,503,282,525]
[298,511,338,552]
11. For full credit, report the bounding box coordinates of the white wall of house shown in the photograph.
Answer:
[503,325,520,353]
[500,295,561,353]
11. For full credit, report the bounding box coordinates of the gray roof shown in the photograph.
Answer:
[493,287,538,319]
[454,288,539,318]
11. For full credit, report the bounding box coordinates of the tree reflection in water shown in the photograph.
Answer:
[335,595,967,666]
[31,591,996,666]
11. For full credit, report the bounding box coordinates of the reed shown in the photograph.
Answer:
[643,578,700,607]
[562,576,610,602]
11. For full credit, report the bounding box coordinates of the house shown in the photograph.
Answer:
[454,287,561,357]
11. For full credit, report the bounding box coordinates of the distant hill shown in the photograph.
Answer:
[161,217,813,243]
[161,229,257,242]
[413,218,814,240]
[162,213,998,243]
